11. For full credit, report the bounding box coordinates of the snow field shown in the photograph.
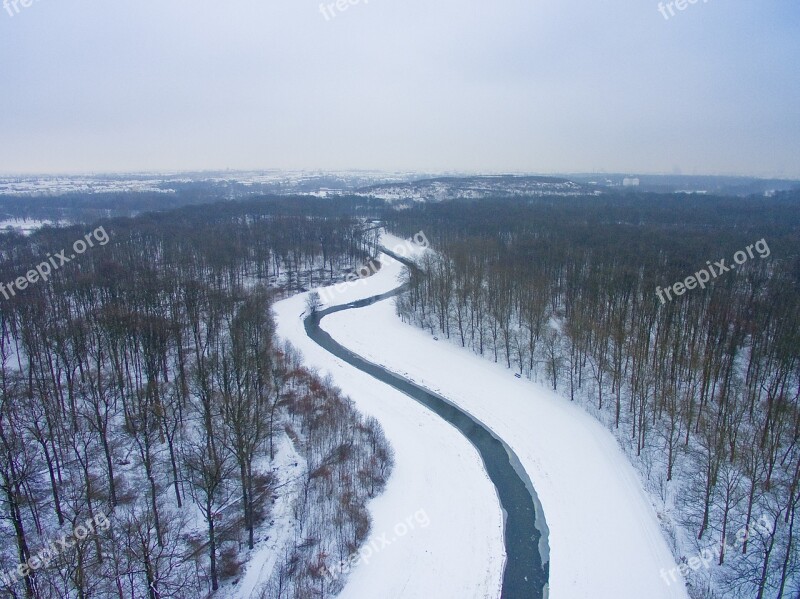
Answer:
[323,294,690,599]
[270,238,505,598]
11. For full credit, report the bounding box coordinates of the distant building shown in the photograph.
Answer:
[623,177,640,187]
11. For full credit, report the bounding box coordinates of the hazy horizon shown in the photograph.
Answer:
[1,0,798,177]
[1,169,799,182]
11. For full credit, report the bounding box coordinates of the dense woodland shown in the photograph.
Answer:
[0,197,392,598]
[2,186,798,599]
[388,191,800,599]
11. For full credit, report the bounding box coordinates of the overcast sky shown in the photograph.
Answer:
[1,0,798,177]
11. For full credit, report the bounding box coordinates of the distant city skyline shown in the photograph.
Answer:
[1,0,798,178]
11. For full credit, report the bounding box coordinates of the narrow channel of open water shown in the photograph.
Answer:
[305,279,549,599]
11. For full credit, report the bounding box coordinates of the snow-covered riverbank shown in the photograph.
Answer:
[270,231,688,598]
[321,280,689,598]
[270,243,505,598]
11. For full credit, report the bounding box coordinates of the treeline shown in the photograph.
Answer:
[387,192,800,599]
[0,190,386,225]
[0,197,391,598]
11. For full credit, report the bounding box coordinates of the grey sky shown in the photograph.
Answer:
[1,0,798,177]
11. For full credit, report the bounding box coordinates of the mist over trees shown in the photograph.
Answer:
[388,191,800,599]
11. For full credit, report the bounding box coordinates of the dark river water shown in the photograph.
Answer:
[305,282,549,599]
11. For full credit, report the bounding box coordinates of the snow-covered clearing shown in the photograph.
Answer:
[0,218,55,235]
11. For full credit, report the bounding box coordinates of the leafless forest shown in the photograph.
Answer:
[390,193,800,598]
[0,198,392,598]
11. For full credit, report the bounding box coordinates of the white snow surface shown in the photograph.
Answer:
[0,218,55,235]
[232,434,307,599]
[270,236,505,599]
[272,232,689,598]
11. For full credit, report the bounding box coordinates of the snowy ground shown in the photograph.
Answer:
[269,232,689,598]
[0,218,55,235]
[269,237,506,598]
[231,434,307,599]
[324,297,692,598]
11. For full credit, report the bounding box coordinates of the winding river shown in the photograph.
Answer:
[304,259,550,598]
